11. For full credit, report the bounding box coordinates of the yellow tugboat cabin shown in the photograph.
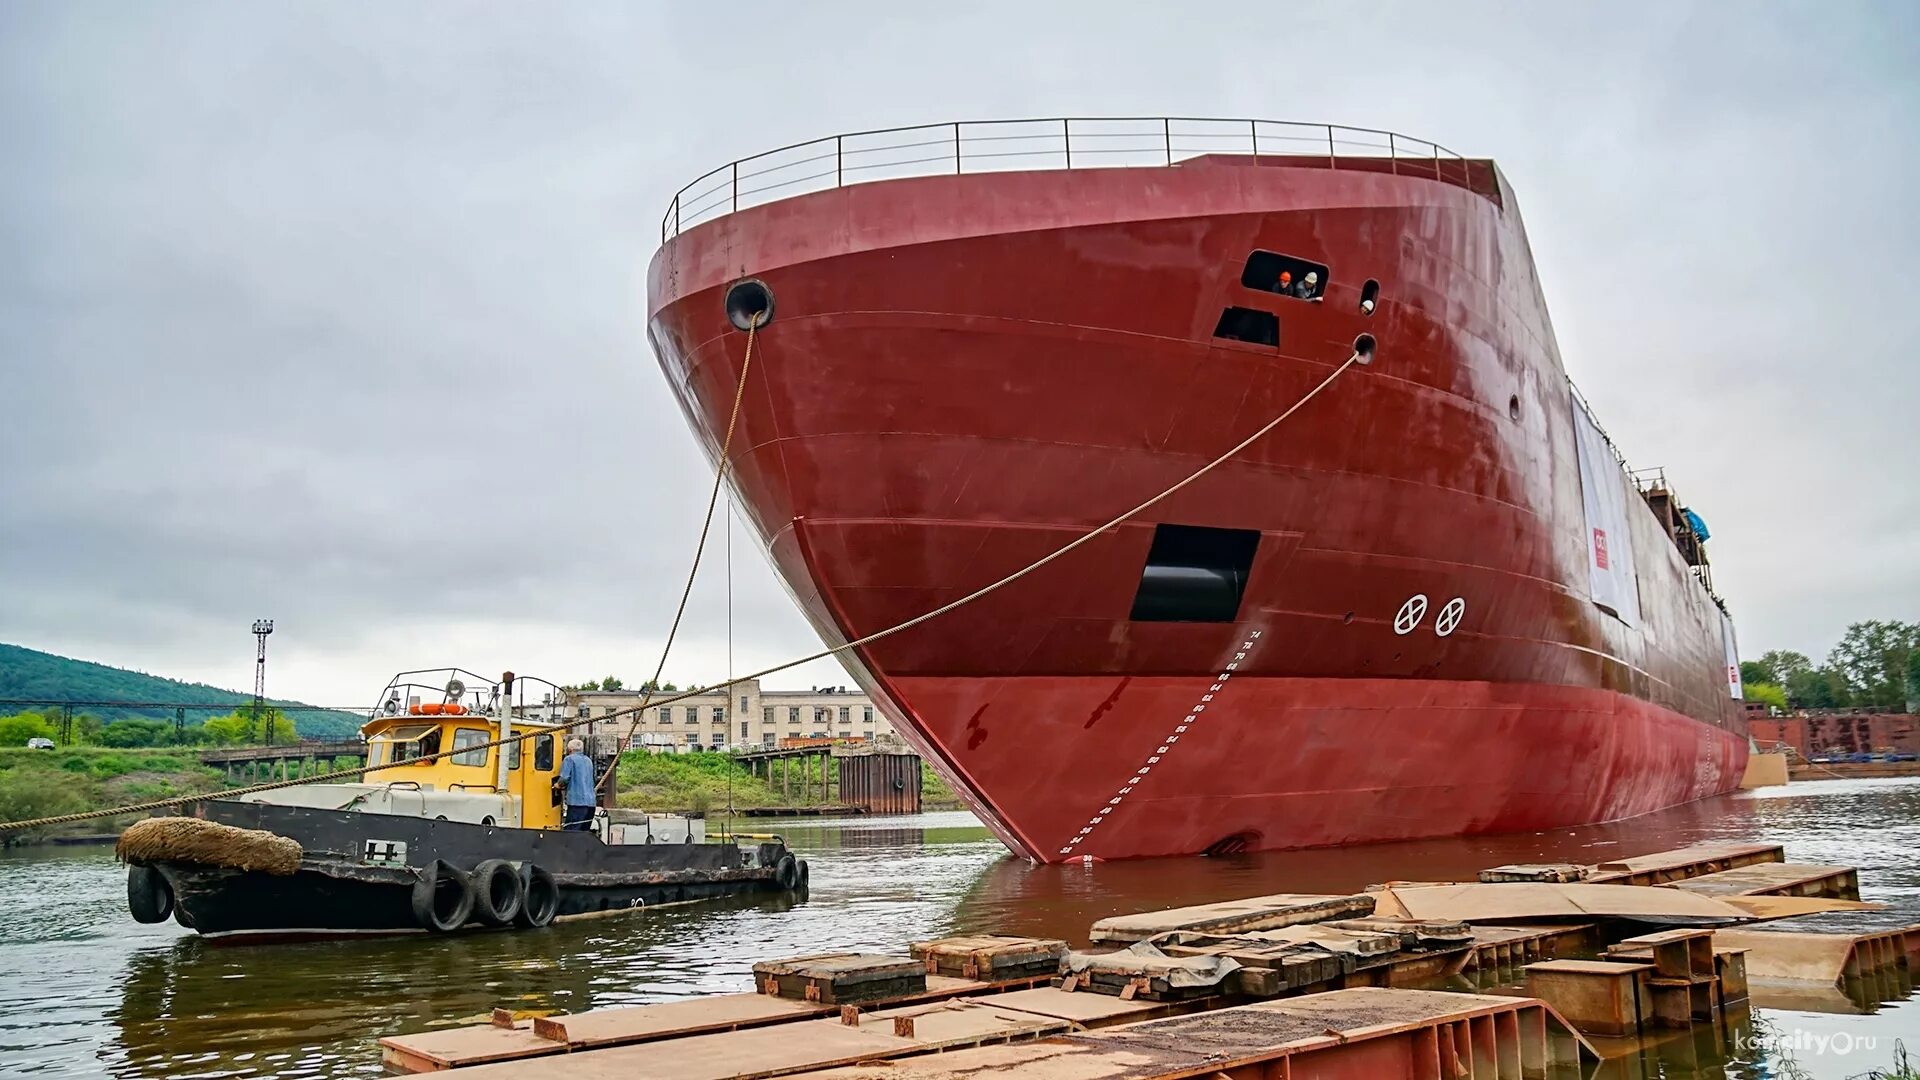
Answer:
[362,711,567,831]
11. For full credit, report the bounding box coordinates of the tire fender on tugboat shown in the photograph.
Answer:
[469,859,524,926]
[516,863,560,929]
[127,864,173,924]
[410,859,476,933]
[774,853,802,891]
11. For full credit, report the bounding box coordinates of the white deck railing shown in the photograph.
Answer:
[662,117,1490,242]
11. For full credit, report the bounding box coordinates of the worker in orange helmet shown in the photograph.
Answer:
[1276,270,1292,295]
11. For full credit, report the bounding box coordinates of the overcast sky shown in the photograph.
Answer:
[2,2,1915,707]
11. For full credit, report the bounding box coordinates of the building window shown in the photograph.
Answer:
[790,706,801,723]
[815,706,829,724]
[739,695,749,713]
[863,707,874,724]
[711,706,725,723]
[762,706,773,723]
[739,720,749,739]
[660,707,673,724]
[685,732,699,747]
[839,706,851,724]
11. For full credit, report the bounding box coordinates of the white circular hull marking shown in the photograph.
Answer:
[1435,597,1465,637]
[1393,594,1429,635]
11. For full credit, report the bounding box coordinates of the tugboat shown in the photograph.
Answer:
[118,669,807,939]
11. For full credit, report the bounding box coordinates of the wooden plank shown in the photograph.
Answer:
[753,953,926,1004]
[854,1000,1070,1048]
[909,935,1066,979]
[1088,892,1375,943]
[379,1022,559,1073]
[450,999,1064,1079]
[379,976,997,1072]
[450,1021,919,1079]
[536,994,829,1048]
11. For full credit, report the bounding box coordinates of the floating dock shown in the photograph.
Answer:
[380,840,1916,1078]
[1582,842,1783,886]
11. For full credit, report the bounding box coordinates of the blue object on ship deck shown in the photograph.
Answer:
[1683,509,1710,541]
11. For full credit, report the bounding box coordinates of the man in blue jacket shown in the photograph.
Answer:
[559,738,597,831]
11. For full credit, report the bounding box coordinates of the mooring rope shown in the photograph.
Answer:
[597,311,763,795]
[0,347,1363,832]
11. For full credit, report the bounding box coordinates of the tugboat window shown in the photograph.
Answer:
[451,728,490,767]
[534,734,555,771]
[380,723,440,765]
[507,738,521,771]
[1241,250,1330,300]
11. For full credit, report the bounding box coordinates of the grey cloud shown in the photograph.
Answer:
[1,1,1915,702]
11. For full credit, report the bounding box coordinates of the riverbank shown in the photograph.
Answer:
[0,747,225,844]
[0,746,962,845]
[613,750,964,815]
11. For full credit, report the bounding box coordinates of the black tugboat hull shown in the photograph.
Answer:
[133,800,803,938]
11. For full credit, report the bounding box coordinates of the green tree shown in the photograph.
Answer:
[96,718,173,748]
[1757,650,1812,688]
[74,714,103,744]
[1787,667,1851,709]
[0,712,55,746]
[1741,682,1788,712]
[200,705,295,745]
[1827,620,1920,708]
[1907,649,1920,714]
[638,680,678,693]
[1738,661,1771,686]
[599,676,625,692]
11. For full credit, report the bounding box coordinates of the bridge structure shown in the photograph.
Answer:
[199,740,365,783]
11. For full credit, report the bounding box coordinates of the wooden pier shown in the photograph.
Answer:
[733,745,925,815]
[378,839,1917,1078]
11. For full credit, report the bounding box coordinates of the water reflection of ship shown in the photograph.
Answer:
[949,794,1761,946]
[106,889,806,1079]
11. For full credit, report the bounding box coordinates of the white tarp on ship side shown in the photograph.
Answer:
[1571,402,1642,626]
[1721,611,1743,700]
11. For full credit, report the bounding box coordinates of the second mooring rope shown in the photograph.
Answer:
[598,311,764,795]
[0,347,1363,832]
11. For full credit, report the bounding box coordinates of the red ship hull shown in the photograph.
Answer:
[647,135,1747,862]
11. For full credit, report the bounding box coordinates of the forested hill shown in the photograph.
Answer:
[0,643,362,737]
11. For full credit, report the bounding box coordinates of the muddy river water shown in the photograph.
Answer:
[2,777,1915,1077]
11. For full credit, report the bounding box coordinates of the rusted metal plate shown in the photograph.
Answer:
[778,988,1592,1079]
[1586,842,1784,885]
[1664,863,1859,900]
